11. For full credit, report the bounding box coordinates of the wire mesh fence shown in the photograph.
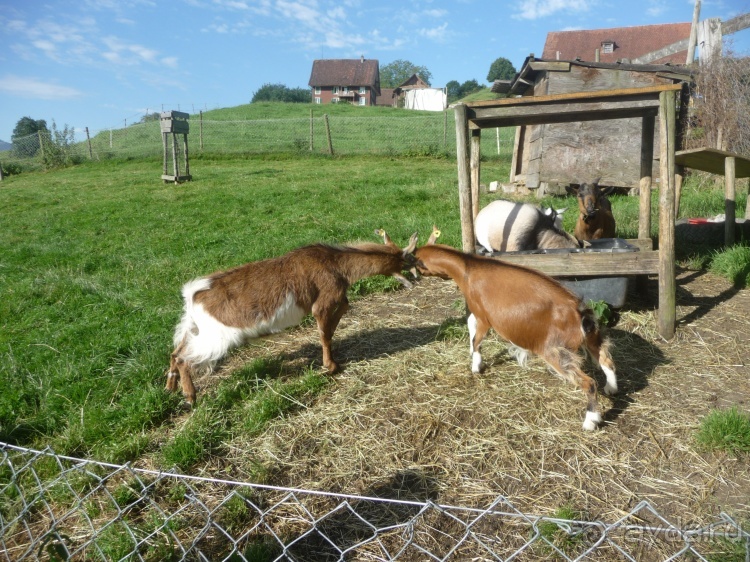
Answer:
[1,443,748,561]
[1,112,515,172]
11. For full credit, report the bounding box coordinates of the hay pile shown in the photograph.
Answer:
[199,272,750,527]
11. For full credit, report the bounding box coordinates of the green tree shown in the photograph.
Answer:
[487,57,517,82]
[380,60,432,88]
[11,116,48,157]
[445,79,484,103]
[251,83,311,103]
[446,80,462,102]
[12,116,47,141]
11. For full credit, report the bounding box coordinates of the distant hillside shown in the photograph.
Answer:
[0,140,11,152]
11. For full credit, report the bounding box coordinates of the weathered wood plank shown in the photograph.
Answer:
[484,249,660,276]
[528,61,571,72]
[674,148,750,178]
[466,84,683,109]
[454,103,474,254]
[468,99,661,129]
[658,89,676,339]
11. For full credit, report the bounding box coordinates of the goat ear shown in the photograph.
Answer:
[556,207,567,215]
[427,225,441,245]
[374,228,394,246]
[403,232,418,255]
[600,185,616,196]
[591,177,601,186]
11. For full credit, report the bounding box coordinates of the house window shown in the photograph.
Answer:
[601,41,614,54]
[343,86,349,94]
[359,97,366,106]
[333,86,340,94]
[314,87,321,95]
[315,97,321,104]
[359,86,366,94]
[332,98,339,104]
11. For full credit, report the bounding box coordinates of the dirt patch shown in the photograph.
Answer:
[192,269,750,527]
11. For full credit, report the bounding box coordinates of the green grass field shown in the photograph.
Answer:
[1,143,747,468]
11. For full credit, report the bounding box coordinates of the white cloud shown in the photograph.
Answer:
[645,0,668,17]
[0,75,83,100]
[418,22,450,42]
[513,0,594,20]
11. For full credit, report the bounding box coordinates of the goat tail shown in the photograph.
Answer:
[173,277,212,347]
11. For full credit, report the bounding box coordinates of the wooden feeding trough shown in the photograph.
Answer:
[160,111,192,183]
[454,84,682,339]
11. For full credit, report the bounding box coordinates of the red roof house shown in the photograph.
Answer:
[542,22,692,65]
[308,57,381,106]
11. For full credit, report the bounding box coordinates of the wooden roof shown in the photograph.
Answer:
[675,148,750,178]
[543,22,692,65]
[308,58,380,93]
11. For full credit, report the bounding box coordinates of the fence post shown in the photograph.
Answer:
[199,111,204,151]
[444,110,447,149]
[110,129,113,149]
[38,130,45,160]
[85,127,93,159]
[309,109,314,152]
[324,114,333,155]
[0,161,3,181]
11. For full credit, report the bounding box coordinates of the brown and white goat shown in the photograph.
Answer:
[166,232,418,404]
[474,199,579,252]
[565,179,616,240]
[414,228,617,430]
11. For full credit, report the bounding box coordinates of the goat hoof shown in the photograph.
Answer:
[582,411,602,431]
[165,371,179,392]
[603,383,618,396]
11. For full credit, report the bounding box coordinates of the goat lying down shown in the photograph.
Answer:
[167,231,418,404]
[474,199,579,253]
[414,228,617,430]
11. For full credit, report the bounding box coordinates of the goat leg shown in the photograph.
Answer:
[313,298,350,373]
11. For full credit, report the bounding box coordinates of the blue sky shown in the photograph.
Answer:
[0,0,748,143]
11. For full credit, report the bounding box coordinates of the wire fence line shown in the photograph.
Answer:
[1,113,515,169]
[1,443,748,561]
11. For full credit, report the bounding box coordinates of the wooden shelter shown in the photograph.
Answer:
[492,57,691,194]
[160,111,191,184]
[454,84,683,339]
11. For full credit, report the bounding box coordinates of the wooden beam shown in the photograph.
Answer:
[470,129,481,223]
[468,100,660,129]
[528,61,571,72]
[486,249,660,277]
[722,11,750,35]
[639,115,655,240]
[454,103,474,254]
[658,90,677,340]
[466,84,683,109]
[725,156,736,246]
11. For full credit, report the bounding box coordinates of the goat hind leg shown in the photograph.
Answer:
[467,313,490,373]
[545,348,601,431]
[313,299,350,374]
[585,335,618,396]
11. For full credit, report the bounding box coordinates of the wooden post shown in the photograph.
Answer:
[444,110,448,150]
[323,114,334,155]
[110,129,113,149]
[85,127,93,159]
[183,134,190,177]
[38,130,45,160]
[658,90,677,340]
[674,165,685,218]
[686,0,701,64]
[470,129,481,221]
[725,156,736,246]
[199,111,204,151]
[639,115,655,239]
[454,103,474,253]
[309,109,314,152]
[172,133,180,181]
[745,178,750,220]
[0,161,4,181]
[162,132,168,180]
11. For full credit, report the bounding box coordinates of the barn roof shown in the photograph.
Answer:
[491,56,692,95]
[308,58,381,93]
[543,22,692,65]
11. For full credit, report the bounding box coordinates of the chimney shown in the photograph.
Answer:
[360,55,364,63]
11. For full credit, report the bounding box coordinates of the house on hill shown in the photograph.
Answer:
[308,57,381,106]
[542,22,692,65]
[392,74,447,111]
